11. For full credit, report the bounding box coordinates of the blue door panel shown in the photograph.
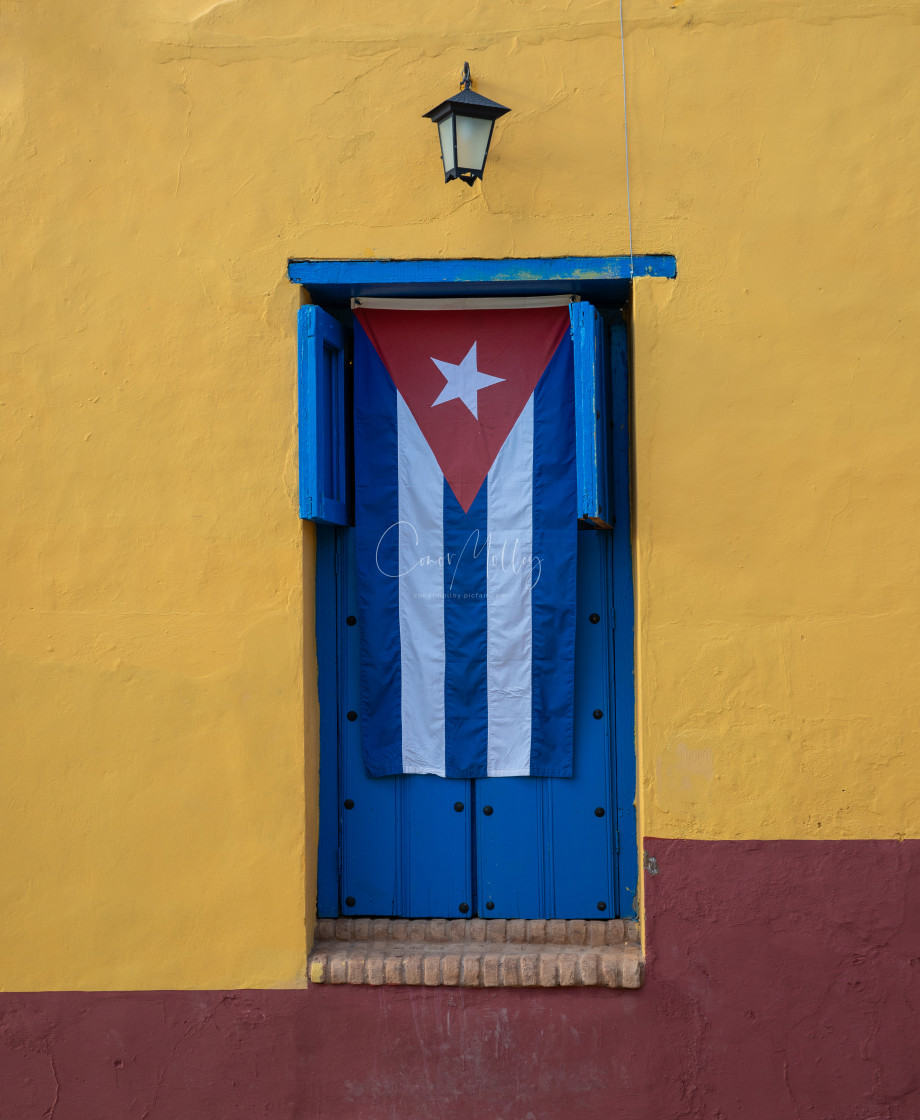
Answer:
[339,527,400,915]
[476,778,547,917]
[338,529,472,917]
[546,529,616,916]
[316,527,342,918]
[404,777,473,917]
[608,315,639,916]
[474,529,616,918]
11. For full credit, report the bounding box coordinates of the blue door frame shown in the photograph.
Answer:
[295,256,675,920]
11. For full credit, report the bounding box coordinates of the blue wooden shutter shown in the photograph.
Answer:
[298,304,352,524]
[571,301,612,527]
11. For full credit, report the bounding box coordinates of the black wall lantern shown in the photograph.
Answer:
[424,62,509,186]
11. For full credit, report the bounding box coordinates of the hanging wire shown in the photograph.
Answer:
[618,0,635,279]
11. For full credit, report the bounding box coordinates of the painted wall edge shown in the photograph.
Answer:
[2,837,916,1120]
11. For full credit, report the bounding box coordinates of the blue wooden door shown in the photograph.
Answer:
[312,307,637,919]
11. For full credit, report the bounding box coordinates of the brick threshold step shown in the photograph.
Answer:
[309,917,643,989]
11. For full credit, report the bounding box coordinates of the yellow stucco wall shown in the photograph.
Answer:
[2,0,919,989]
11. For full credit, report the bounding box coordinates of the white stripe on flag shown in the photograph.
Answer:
[486,396,535,776]
[397,392,447,775]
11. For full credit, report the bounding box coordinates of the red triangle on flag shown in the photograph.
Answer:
[355,306,569,512]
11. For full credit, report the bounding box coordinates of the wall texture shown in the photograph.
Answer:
[2,0,920,1113]
[2,838,918,1119]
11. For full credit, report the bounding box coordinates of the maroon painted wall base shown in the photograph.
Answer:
[2,839,918,1119]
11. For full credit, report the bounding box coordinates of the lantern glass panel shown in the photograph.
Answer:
[438,116,456,175]
[456,114,492,172]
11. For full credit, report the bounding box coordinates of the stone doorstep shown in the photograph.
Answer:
[317,917,640,946]
[308,918,643,989]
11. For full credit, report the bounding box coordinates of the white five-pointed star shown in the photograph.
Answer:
[430,342,504,420]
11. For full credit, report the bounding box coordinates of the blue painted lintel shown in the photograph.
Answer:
[287,256,676,303]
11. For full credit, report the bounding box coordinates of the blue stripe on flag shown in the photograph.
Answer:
[443,480,489,778]
[530,332,577,776]
[354,323,403,776]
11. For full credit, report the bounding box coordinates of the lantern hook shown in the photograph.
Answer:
[461,61,472,91]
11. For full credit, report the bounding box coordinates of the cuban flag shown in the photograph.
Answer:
[353,302,577,778]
